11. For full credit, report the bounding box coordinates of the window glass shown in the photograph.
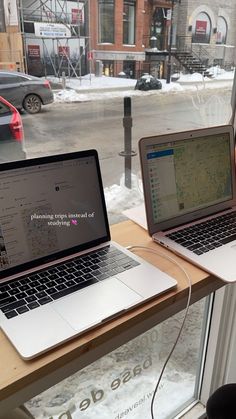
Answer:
[0,74,20,84]
[25,298,208,419]
[102,60,114,76]
[0,101,10,114]
[123,1,136,45]
[1,1,235,417]
[192,12,211,44]
[216,16,227,45]
[98,0,114,43]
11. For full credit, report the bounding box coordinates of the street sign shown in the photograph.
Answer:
[87,51,93,61]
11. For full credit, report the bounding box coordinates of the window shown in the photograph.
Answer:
[3,1,236,418]
[216,16,227,45]
[0,74,21,84]
[98,0,114,43]
[103,60,114,76]
[25,298,209,418]
[192,12,211,44]
[123,0,136,45]
[0,101,10,115]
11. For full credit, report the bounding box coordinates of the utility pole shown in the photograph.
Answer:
[166,0,175,84]
[18,0,28,72]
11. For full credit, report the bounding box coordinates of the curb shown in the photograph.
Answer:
[60,85,136,94]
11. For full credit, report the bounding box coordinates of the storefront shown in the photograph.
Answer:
[93,51,145,78]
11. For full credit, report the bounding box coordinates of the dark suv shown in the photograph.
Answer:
[0,70,54,114]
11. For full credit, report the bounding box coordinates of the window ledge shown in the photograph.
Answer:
[177,401,206,419]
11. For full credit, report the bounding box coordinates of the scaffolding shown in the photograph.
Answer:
[18,0,91,78]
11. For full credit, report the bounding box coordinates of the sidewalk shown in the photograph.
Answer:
[48,70,234,103]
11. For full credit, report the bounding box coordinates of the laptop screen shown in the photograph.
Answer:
[145,131,233,224]
[0,150,109,276]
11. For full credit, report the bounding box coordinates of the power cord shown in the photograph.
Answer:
[127,245,192,419]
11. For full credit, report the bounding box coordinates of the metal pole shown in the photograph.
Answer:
[18,0,28,73]
[119,97,137,189]
[166,0,174,84]
[88,0,92,84]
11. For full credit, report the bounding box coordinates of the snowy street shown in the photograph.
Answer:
[23,80,232,186]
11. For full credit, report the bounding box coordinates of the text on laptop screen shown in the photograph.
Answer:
[0,155,107,271]
[146,133,232,224]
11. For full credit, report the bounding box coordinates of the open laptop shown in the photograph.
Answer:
[139,125,236,284]
[0,149,177,359]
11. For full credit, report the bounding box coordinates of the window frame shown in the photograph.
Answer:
[123,0,136,45]
[98,0,115,44]
[192,12,212,44]
[216,16,228,45]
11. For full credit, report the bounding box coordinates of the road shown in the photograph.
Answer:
[22,87,232,186]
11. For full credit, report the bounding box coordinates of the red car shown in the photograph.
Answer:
[0,96,26,162]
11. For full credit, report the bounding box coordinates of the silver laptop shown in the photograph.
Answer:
[0,150,177,359]
[139,125,236,284]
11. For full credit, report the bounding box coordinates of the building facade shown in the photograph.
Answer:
[89,0,147,78]
[175,0,236,68]
[89,0,175,78]
[89,0,236,79]
[1,0,236,78]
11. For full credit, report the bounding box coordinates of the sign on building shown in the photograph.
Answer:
[58,46,70,57]
[28,44,40,58]
[195,20,207,36]
[71,8,83,24]
[34,22,71,38]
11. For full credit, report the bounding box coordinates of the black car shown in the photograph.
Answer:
[0,70,54,114]
[0,95,26,162]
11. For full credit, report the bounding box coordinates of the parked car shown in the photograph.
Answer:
[0,96,26,162]
[135,74,162,91]
[0,70,54,114]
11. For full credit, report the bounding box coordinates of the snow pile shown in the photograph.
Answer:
[51,67,234,103]
[178,72,208,82]
[104,174,143,224]
[208,66,234,78]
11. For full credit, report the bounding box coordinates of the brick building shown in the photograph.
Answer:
[89,0,146,78]
[89,0,175,78]
[89,0,236,80]
[1,0,236,78]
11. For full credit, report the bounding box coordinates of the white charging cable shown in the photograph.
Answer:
[127,245,192,419]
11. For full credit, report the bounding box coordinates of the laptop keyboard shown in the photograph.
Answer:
[166,211,236,255]
[0,245,140,319]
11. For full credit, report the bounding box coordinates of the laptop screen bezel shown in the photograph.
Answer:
[139,125,236,236]
[0,149,111,280]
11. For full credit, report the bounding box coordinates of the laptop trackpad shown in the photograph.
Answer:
[52,278,142,332]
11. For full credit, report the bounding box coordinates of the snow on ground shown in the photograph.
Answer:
[104,174,144,224]
[48,67,234,104]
